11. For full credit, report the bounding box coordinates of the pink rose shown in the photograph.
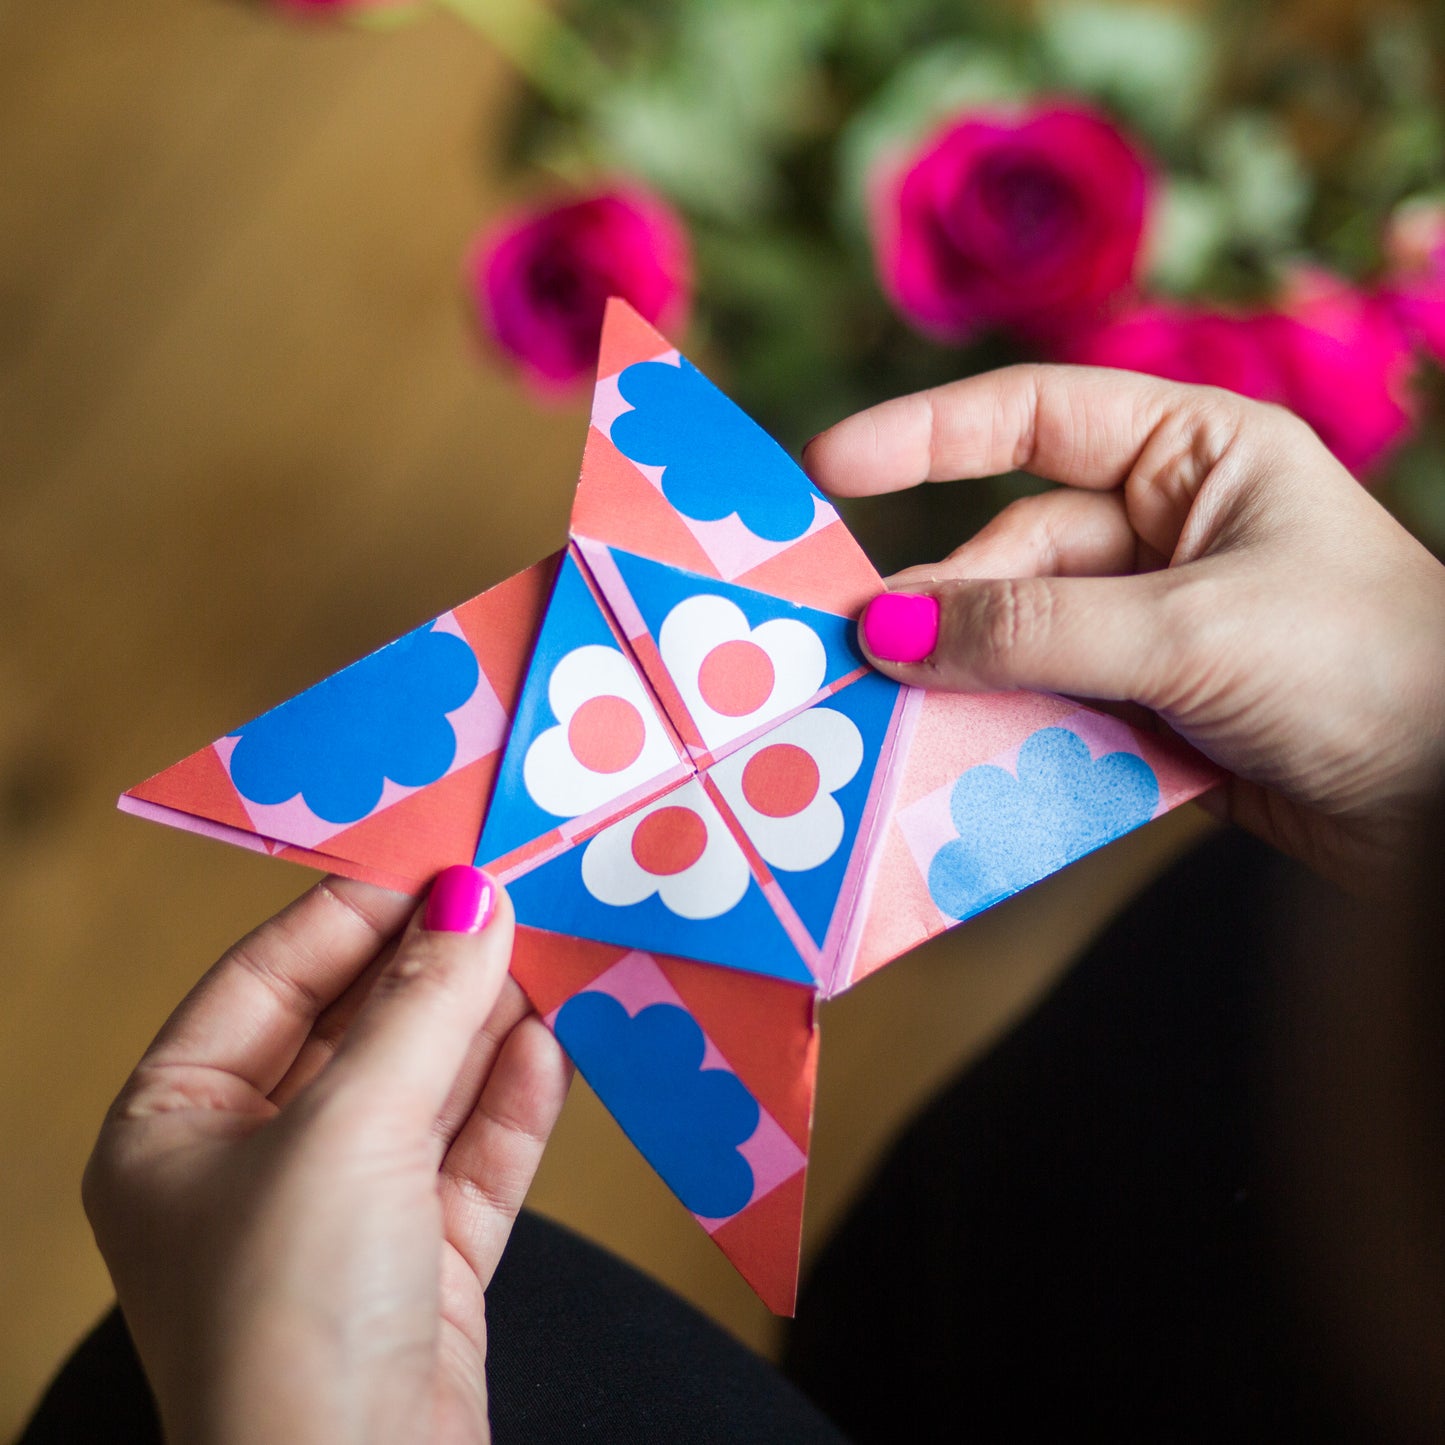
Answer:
[1071,276,1416,477]
[871,104,1152,342]
[1068,303,1287,400]
[467,188,691,392]
[1380,198,1445,364]
[1268,269,1416,477]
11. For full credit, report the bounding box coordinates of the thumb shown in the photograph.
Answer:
[858,574,1181,705]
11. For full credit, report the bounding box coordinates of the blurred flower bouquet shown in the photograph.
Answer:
[287,0,1445,562]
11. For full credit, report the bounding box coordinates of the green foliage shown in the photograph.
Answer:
[585,0,835,223]
[1036,0,1216,145]
[472,0,1445,555]
[1143,177,1230,296]
[1202,112,1313,266]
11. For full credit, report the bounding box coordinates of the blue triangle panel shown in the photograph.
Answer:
[507,836,814,987]
[709,670,903,949]
[474,551,675,866]
[606,546,866,689]
[609,356,827,545]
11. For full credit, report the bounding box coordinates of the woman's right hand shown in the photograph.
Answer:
[805,365,1445,891]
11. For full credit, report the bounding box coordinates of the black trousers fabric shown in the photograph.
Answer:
[21,828,1378,1442]
[19,1210,846,1444]
[783,827,1382,1442]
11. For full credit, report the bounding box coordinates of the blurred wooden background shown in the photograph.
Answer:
[0,3,1207,1434]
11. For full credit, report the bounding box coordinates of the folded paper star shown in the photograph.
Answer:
[122,300,1218,1313]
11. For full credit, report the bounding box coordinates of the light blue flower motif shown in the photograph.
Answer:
[928,728,1159,920]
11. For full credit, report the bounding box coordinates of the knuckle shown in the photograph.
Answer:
[996,491,1049,531]
[959,579,1051,682]
[80,1111,140,1234]
[370,935,463,1005]
[229,930,329,1022]
[445,1165,520,1224]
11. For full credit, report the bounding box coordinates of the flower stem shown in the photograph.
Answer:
[435,0,607,113]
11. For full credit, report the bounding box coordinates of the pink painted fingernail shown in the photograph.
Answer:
[425,866,496,934]
[861,592,939,664]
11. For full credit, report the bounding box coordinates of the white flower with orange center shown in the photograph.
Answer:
[659,596,826,752]
[711,708,863,872]
[523,644,677,818]
[581,781,750,920]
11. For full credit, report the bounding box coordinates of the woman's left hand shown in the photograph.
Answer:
[83,866,571,1445]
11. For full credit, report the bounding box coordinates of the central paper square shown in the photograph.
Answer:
[474,542,906,988]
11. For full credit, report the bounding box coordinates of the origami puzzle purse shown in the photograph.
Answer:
[123,300,1217,1313]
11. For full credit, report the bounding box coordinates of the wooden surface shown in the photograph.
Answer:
[0,3,1207,1434]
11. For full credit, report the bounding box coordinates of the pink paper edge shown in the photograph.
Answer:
[823,683,924,998]
[117,794,275,856]
[572,535,649,641]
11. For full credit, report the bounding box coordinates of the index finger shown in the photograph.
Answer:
[803,363,1220,499]
[139,877,414,1096]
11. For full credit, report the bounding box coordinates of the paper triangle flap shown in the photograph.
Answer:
[708,671,904,957]
[542,947,813,1316]
[122,564,559,879]
[572,425,722,581]
[597,296,676,379]
[654,957,818,1153]
[578,302,880,616]
[125,740,257,835]
[313,754,499,892]
[841,694,1222,991]
[709,1168,807,1316]
[509,928,634,1017]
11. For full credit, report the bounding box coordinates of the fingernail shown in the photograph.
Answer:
[425,865,496,934]
[861,592,939,664]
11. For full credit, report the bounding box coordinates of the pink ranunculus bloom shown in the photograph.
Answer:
[467,188,691,393]
[1071,279,1416,479]
[1269,268,1417,478]
[1068,303,1288,401]
[1380,197,1445,364]
[870,104,1152,343]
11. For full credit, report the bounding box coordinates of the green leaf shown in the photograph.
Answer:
[590,83,776,222]
[678,0,834,140]
[1143,176,1230,295]
[1036,0,1216,142]
[582,0,836,224]
[1384,435,1445,556]
[1204,112,1312,254]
